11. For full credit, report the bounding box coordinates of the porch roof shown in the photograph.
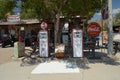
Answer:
[0,19,40,26]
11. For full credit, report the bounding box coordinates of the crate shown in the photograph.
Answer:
[55,44,65,58]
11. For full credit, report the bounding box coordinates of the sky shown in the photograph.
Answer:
[91,0,120,20]
[13,0,21,14]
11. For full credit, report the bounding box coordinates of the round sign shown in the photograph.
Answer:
[87,22,101,37]
[40,21,48,30]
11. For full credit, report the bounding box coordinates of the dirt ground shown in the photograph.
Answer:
[0,47,14,64]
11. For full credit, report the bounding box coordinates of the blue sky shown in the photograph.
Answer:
[91,0,120,20]
[13,0,21,14]
[113,0,120,9]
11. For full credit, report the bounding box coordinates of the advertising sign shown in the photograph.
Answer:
[39,31,48,57]
[40,21,48,30]
[7,15,20,22]
[72,29,83,57]
[87,22,101,37]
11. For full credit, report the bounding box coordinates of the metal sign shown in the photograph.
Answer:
[72,29,83,57]
[40,21,48,30]
[87,22,101,37]
[7,15,20,22]
[39,31,48,57]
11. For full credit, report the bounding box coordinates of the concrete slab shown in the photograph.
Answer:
[31,61,79,74]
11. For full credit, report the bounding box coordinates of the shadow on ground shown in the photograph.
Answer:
[20,50,120,70]
[84,51,120,66]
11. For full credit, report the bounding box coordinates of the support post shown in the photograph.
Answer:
[108,0,113,55]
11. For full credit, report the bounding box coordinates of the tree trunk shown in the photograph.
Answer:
[54,13,60,47]
[54,0,67,49]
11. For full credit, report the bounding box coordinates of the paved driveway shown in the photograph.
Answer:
[0,47,120,80]
[0,47,13,64]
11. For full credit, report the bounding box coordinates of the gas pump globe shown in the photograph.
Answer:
[64,23,69,30]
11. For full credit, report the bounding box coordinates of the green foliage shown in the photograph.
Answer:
[115,11,120,20]
[0,0,16,19]
[20,9,37,19]
[114,11,120,26]
[21,0,51,19]
[0,0,107,20]
[102,26,107,31]
[21,0,107,20]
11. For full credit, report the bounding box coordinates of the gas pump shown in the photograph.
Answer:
[61,22,70,46]
[39,21,49,57]
[72,29,83,57]
[14,27,25,58]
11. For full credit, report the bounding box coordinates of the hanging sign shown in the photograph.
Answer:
[72,29,83,57]
[39,31,49,57]
[87,22,101,37]
[7,15,20,22]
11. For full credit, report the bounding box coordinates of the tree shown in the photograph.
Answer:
[21,0,107,46]
[115,11,120,20]
[0,0,16,19]
[114,11,120,25]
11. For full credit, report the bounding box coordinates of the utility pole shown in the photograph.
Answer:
[108,0,113,55]
[101,0,103,52]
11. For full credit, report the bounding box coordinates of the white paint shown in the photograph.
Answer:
[31,61,79,74]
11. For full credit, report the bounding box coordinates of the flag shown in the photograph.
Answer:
[101,3,109,20]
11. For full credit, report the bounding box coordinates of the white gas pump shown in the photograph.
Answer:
[72,29,83,57]
[39,21,49,57]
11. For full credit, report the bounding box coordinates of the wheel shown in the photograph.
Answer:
[20,48,37,66]
[30,42,37,53]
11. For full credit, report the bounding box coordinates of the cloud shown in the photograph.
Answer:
[95,13,101,16]
[91,8,120,20]
[112,8,120,14]
[95,8,120,16]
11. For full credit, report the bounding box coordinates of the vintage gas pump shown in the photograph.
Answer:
[72,29,83,57]
[39,21,49,57]
[14,27,25,58]
[61,22,70,46]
